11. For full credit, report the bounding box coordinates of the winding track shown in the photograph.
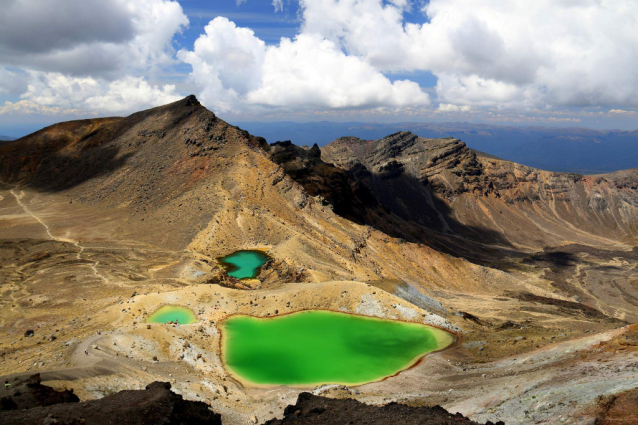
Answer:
[10,189,59,241]
[9,188,110,284]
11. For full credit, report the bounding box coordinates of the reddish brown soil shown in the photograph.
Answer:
[595,389,638,424]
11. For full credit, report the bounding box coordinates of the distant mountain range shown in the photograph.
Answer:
[236,121,638,175]
[0,135,16,142]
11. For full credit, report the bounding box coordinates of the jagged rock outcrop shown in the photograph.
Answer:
[263,392,504,425]
[0,378,221,425]
[1,374,79,411]
[268,140,384,224]
[321,131,638,249]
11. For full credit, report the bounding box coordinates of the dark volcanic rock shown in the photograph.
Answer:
[0,379,221,425]
[269,139,384,224]
[1,374,79,411]
[264,392,504,425]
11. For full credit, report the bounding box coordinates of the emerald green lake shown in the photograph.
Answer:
[218,250,270,279]
[221,310,454,386]
[146,306,197,324]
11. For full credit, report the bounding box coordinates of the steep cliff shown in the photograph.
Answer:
[322,131,638,249]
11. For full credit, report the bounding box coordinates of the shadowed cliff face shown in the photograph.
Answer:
[321,131,638,250]
[268,136,516,263]
[306,132,638,318]
[268,140,386,225]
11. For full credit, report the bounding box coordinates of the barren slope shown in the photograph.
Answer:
[319,132,638,320]
[322,132,638,249]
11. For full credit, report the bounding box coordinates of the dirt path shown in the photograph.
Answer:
[10,189,59,241]
[9,189,114,285]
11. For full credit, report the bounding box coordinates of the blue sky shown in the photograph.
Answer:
[172,0,439,93]
[179,0,302,45]
[1,0,637,137]
[177,1,432,45]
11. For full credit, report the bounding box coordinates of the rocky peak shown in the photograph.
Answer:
[322,132,481,189]
[268,139,382,224]
[270,140,321,167]
[125,94,207,127]
[367,131,419,163]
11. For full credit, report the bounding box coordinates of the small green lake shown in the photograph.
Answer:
[218,250,270,279]
[221,310,454,386]
[146,306,197,324]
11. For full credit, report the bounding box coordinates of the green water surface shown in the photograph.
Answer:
[221,310,454,386]
[218,250,270,279]
[146,305,197,324]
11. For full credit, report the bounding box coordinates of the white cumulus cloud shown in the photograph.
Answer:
[178,18,266,113]
[1,73,181,115]
[0,0,188,116]
[179,17,429,113]
[0,0,188,77]
[3,0,638,119]
[298,0,638,109]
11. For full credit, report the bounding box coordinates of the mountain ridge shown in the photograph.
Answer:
[235,120,638,174]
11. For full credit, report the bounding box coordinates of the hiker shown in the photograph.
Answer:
[84,349,88,356]
[4,379,10,390]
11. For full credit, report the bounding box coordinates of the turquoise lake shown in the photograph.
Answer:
[221,310,455,386]
[218,250,270,279]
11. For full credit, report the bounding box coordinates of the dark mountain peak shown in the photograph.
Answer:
[126,94,206,124]
[321,132,468,173]
[308,143,321,158]
[0,95,253,193]
[272,140,293,147]
[270,140,320,165]
[160,94,201,109]
[183,94,200,106]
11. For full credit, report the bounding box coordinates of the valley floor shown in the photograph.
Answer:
[1,188,637,424]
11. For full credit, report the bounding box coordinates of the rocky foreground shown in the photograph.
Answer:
[264,392,503,425]
[1,375,501,425]
[0,374,221,425]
